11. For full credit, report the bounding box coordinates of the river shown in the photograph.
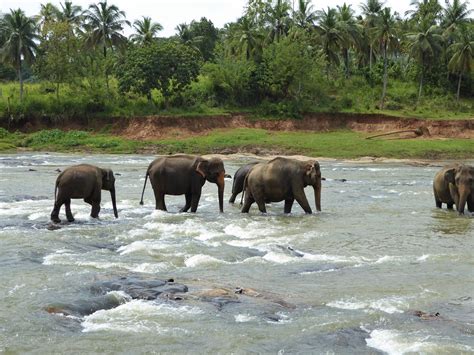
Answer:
[0,153,473,354]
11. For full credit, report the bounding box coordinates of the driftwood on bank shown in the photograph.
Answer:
[366,127,431,140]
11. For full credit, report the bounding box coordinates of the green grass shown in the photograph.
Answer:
[1,127,472,159]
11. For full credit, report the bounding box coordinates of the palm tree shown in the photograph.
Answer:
[448,28,473,101]
[405,0,442,25]
[267,0,292,43]
[336,3,361,78]
[83,1,130,90]
[293,0,317,29]
[372,8,399,108]
[405,22,444,103]
[316,7,343,78]
[58,1,83,28]
[37,3,60,34]
[360,0,385,70]
[442,0,472,34]
[0,9,39,101]
[131,16,162,44]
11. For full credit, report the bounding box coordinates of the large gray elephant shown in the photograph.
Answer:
[140,155,225,213]
[241,157,321,214]
[51,164,118,223]
[229,162,259,204]
[433,163,474,214]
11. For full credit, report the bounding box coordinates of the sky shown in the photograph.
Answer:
[2,0,418,37]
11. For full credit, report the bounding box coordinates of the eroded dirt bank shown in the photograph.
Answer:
[7,112,474,139]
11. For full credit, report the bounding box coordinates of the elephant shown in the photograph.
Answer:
[433,163,474,214]
[229,162,259,204]
[50,164,118,223]
[241,157,322,214]
[140,155,225,213]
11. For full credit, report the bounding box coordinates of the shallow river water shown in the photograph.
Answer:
[0,153,473,354]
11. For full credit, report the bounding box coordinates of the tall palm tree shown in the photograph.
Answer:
[293,0,317,29]
[236,16,264,60]
[448,28,473,101]
[0,9,39,101]
[37,3,60,34]
[83,1,130,90]
[442,0,472,34]
[316,7,343,78]
[405,22,444,103]
[131,16,162,44]
[360,0,385,70]
[267,0,292,43]
[405,0,442,25]
[336,3,361,78]
[372,8,399,108]
[58,1,83,28]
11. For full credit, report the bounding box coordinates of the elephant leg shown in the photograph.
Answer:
[65,199,74,222]
[190,190,202,213]
[467,196,474,212]
[153,188,167,211]
[256,199,267,214]
[447,203,454,210]
[294,190,312,214]
[284,198,295,214]
[50,201,63,223]
[229,192,238,204]
[180,193,192,213]
[241,193,254,213]
[91,202,101,218]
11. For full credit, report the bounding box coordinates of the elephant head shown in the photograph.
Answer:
[303,161,322,212]
[195,157,225,212]
[445,164,474,214]
[101,168,118,218]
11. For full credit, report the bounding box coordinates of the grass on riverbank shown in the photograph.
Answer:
[1,128,473,159]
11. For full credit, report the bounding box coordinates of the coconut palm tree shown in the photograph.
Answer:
[372,8,399,108]
[442,0,472,34]
[131,17,163,45]
[234,16,263,60]
[360,0,385,70]
[0,9,39,101]
[37,3,60,34]
[83,1,130,90]
[293,0,317,29]
[266,0,292,43]
[336,3,361,78]
[405,0,442,25]
[316,7,343,78]
[448,28,473,101]
[405,22,444,103]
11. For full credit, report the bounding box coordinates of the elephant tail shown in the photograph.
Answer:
[240,173,249,206]
[139,171,149,206]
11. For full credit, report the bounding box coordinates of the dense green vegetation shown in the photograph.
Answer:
[0,0,473,123]
[1,127,473,159]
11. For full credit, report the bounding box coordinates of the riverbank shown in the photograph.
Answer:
[1,112,473,159]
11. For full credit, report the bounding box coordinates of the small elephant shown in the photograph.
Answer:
[229,162,259,204]
[241,157,321,214]
[140,155,225,213]
[51,164,118,223]
[433,163,474,214]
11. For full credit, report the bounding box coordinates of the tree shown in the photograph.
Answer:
[406,22,444,103]
[0,9,39,101]
[83,1,130,90]
[293,0,317,29]
[337,3,361,78]
[131,16,163,45]
[448,27,473,100]
[316,7,343,78]
[117,41,201,104]
[57,1,83,28]
[405,0,442,25]
[360,0,385,70]
[442,0,473,34]
[176,18,219,61]
[35,21,79,98]
[234,16,264,61]
[373,8,399,108]
[266,0,292,43]
[37,3,60,35]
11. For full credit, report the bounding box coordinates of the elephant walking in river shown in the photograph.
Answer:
[433,163,474,214]
[229,162,259,204]
[51,164,118,223]
[140,155,225,213]
[241,157,321,214]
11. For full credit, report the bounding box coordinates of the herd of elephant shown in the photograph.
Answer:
[50,154,474,223]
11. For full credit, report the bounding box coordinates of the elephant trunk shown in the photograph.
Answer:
[217,172,225,213]
[314,180,322,212]
[456,187,469,215]
[110,188,118,218]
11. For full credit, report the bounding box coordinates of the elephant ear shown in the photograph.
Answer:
[102,169,113,181]
[305,161,319,176]
[444,168,456,184]
[195,159,208,178]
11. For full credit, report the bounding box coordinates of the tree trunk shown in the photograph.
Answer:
[19,66,24,102]
[344,48,350,78]
[417,69,423,106]
[369,44,373,70]
[56,82,60,101]
[380,43,388,110]
[104,45,109,92]
[456,72,462,102]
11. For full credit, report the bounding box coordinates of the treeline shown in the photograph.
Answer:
[0,0,473,121]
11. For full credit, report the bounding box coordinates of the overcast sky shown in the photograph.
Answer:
[3,1,422,37]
